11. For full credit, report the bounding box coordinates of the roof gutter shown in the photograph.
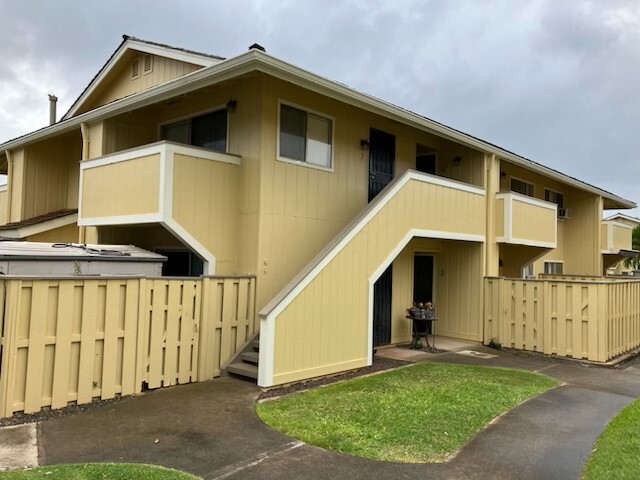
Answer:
[1,50,635,209]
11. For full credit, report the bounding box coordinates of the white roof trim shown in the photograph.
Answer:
[603,213,640,225]
[62,38,220,120]
[4,47,634,209]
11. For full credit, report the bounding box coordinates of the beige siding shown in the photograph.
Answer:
[500,162,601,275]
[484,277,640,363]
[494,197,504,238]
[390,238,484,344]
[257,76,486,310]
[21,133,82,220]
[0,188,7,225]
[172,153,240,274]
[8,149,25,223]
[0,275,256,418]
[269,174,485,385]
[77,54,202,115]
[81,154,161,218]
[511,197,556,244]
[26,223,79,243]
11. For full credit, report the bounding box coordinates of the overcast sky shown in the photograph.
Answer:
[0,0,638,213]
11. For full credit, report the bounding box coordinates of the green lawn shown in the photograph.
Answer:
[0,463,201,480]
[582,397,640,480]
[257,362,559,463]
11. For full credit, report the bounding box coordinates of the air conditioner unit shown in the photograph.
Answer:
[557,208,571,219]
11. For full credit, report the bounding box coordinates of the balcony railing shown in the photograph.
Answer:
[78,141,241,226]
[601,220,632,253]
[495,192,557,248]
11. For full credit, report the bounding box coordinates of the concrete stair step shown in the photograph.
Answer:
[241,351,259,364]
[227,362,258,379]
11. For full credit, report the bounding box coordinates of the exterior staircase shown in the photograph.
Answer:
[225,335,260,380]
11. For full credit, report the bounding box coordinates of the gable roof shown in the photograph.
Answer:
[61,35,225,120]
[603,213,640,225]
[2,39,635,210]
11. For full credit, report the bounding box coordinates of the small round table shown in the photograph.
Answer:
[406,315,437,352]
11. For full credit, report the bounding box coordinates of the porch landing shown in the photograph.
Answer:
[375,337,481,361]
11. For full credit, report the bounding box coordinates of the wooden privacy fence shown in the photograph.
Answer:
[0,275,256,418]
[484,277,640,363]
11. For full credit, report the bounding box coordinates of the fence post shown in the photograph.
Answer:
[134,278,148,394]
[198,277,213,382]
[0,280,19,417]
[596,283,608,362]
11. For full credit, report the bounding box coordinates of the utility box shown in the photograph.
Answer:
[0,242,166,276]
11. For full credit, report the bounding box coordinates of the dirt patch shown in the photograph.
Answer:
[0,395,133,427]
[259,356,410,401]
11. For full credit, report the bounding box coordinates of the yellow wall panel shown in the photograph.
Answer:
[81,154,160,218]
[172,154,240,274]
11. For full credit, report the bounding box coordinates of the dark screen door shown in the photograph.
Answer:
[368,129,395,202]
[373,264,393,346]
[413,255,434,333]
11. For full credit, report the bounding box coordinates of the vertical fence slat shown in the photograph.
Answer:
[101,281,120,399]
[164,282,180,387]
[0,281,16,417]
[77,281,98,405]
[148,280,167,389]
[51,282,74,409]
[121,279,139,396]
[197,277,214,382]
[24,282,47,413]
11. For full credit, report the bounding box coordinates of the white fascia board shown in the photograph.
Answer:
[257,316,275,387]
[4,48,633,208]
[126,40,221,68]
[77,213,163,226]
[498,192,558,212]
[0,213,78,239]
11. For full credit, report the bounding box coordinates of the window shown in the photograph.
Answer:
[510,178,534,197]
[522,263,535,279]
[545,189,564,208]
[544,262,563,275]
[161,109,227,152]
[279,103,332,169]
[416,144,436,174]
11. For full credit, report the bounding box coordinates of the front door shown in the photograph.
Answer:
[368,129,395,202]
[373,264,393,346]
[413,255,434,333]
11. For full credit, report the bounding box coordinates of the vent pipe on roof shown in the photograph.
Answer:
[48,94,58,126]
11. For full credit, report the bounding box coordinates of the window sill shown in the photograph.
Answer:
[276,156,334,173]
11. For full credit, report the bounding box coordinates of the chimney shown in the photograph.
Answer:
[48,94,58,125]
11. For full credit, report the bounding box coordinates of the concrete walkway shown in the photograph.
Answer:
[5,345,640,479]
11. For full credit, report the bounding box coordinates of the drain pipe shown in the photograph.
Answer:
[48,94,58,125]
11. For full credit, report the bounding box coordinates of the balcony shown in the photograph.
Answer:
[495,192,557,248]
[601,220,632,254]
[79,141,241,226]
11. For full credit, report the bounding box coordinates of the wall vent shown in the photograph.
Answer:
[131,58,140,78]
[143,54,153,74]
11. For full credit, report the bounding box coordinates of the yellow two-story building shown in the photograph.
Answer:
[0,36,635,387]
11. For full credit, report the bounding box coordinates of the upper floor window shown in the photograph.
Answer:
[544,189,564,208]
[278,103,332,169]
[544,261,563,275]
[510,177,534,197]
[161,109,227,152]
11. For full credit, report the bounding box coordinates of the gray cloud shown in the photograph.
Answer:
[0,0,638,210]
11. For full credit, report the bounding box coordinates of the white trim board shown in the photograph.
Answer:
[0,213,78,239]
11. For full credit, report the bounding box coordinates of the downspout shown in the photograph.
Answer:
[4,150,13,223]
[79,123,89,243]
